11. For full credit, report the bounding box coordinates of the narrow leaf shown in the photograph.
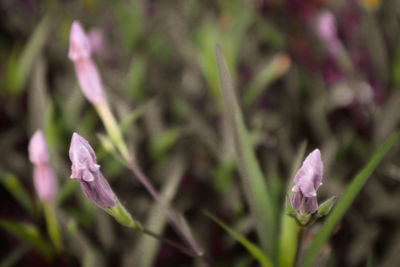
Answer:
[303,132,400,267]
[0,173,35,217]
[203,211,273,267]
[215,45,276,257]
[278,142,306,267]
[243,53,290,107]
[0,245,28,267]
[6,15,50,95]
[0,220,53,260]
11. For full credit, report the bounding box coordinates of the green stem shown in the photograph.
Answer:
[43,202,62,251]
[141,228,199,259]
[95,102,130,161]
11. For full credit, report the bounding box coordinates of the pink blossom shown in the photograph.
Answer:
[68,21,105,105]
[69,133,116,209]
[28,130,49,165]
[28,130,57,202]
[291,149,323,214]
[315,11,340,55]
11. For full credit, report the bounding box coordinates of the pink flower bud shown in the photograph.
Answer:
[28,130,49,165]
[68,21,105,105]
[28,130,57,202]
[315,11,340,55]
[69,133,116,209]
[33,164,56,202]
[291,149,323,214]
[68,21,91,61]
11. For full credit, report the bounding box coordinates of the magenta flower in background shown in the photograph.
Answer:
[28,130,57,202]
[69,132,116,209]
[88,29,104,56]
[315,11,341,55]
[291,149,323,214]
[68,21,106,105]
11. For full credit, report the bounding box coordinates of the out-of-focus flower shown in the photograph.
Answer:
[315,11,340,55]
[69,132,116,209]
[291,149,323,214]
[68,21,105,105]
[28,130,57,202]
[28,130,49,165]
[88,29,104,56]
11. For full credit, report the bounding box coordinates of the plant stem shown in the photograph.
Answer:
[127,159,204,257]
[142,228,198,258]
[95,101,203,257]
[294,226,305,267]
[43,202,62,251]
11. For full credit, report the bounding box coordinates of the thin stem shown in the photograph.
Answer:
[295,226,305,267]
[127,159,204,257]
[142,228,198,258]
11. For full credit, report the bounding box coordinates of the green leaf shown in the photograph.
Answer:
[203,211,273,267]
[43,203,62,250]
[303,132,400,267]
[316,197,337,219]
[0,245,28,267]
[215,45,276,257]
[150,128,180,163]
[243,54,290,107]
[124,55,147,101]
[0,173,35,217]
[6,15,50,95]
[278,142,306,267]
[56,179,79,205]
[119,104,146,134]
[0,220,53,260]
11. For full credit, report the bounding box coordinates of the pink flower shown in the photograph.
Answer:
[68,21,105,105]
[28,130,49,165]
[315,11,340,55]
[69,133,116,209]
[28,130,57,202]
[68,21,91,61]
[291,149,323,214]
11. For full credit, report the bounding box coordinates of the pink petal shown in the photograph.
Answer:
[28,130,49,165]
[68,21,91,62]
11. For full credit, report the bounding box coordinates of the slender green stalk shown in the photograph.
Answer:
[43,202,62,251]
[95,102,130,161]
[95,100,204,257]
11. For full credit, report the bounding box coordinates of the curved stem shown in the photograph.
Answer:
[127,159,204,257]
[142,228,197,258]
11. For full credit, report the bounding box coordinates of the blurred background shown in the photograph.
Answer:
[1,0,400,266]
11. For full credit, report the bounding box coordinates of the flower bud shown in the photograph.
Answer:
[315,11,340,55]
[68,21,91,61]
[69,132,116,209]
[290,149,323,214]
[68,21,105,105]
[28,130,49,165]
[28,130,57,202]
[33,164,56,202]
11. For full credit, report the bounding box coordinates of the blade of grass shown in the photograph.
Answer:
[303,132,400,267]
[203,210,273,267]
[6,15,50,95]
[0,220,53,260]
[243,54,290,107]
[278,142,307,267]
[0,245,28,267]
[0,172,35,217]
[215,45,276,258]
